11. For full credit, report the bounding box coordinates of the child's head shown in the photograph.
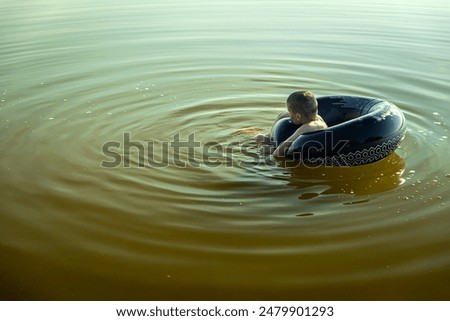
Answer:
[286,90,318,125]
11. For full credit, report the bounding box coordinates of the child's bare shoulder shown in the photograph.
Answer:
[302,117,327,133]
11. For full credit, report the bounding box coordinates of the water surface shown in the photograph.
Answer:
[1,0,449,300]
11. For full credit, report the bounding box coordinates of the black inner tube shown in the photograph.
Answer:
[270,95,406,166]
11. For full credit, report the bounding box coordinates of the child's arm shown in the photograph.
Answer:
[255,112,291,145]
[275,111,291,121]
[272,124,312,157]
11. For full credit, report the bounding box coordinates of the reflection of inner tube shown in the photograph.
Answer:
[270,95,407,166]
[286,152,405,196]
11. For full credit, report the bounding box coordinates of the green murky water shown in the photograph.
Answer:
[1,0,449,299]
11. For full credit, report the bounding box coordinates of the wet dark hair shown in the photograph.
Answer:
[286,90,318,120]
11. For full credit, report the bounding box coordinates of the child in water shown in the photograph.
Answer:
[256,90,328,157]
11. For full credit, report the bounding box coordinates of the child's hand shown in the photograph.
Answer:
[255,134,265,143]
[255,134,270,144]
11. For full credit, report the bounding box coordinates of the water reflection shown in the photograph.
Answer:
[281,152,405,196]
